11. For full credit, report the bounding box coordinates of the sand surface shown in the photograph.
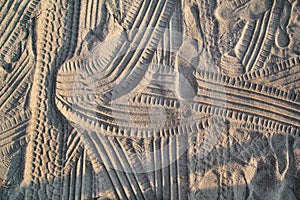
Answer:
[0,0,300,199]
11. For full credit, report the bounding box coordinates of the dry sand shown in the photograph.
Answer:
[0,0,300,199]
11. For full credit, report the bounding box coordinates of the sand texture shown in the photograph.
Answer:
[0,0,300,199]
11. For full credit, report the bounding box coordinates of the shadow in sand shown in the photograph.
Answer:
[0,130,300,200]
